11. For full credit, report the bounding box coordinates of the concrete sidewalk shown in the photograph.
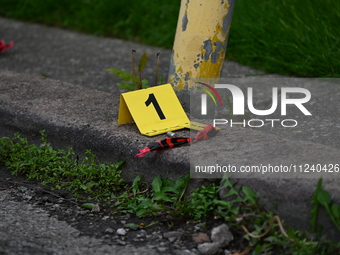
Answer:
[1,17,340,238]
[0,17,260,93]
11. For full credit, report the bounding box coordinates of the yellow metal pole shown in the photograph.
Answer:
[169,0,235,91]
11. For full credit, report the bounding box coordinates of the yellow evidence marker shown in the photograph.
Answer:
[118,84,204,136]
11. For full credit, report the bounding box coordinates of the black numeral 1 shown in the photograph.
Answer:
[145,93,166,120]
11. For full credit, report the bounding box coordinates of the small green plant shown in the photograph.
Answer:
[107,50,163,91]
[310,178,340,235]
[115,173,191,217]
[0,131,124,200]
[183,183,218,220]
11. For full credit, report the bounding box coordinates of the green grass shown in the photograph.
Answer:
[0,131,125,200]
[228,0,340,77]
[0,0,339,77]
[0,0,180,48]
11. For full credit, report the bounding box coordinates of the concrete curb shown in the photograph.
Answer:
[1,70,339,239]
[0,71,190,183]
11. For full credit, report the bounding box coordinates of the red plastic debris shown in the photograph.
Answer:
[134,124,218,158]
[0,40,14,53]
[194,124,218,141]
[135,137,192,158]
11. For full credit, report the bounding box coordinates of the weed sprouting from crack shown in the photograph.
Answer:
[106,50,164,91]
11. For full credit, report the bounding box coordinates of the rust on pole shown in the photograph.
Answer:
[168,0,235,91]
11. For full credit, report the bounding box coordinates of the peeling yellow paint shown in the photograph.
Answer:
[169,0,234,91]
[178,79,184,90]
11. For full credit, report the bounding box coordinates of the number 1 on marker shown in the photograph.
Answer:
[145,93,166,120]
